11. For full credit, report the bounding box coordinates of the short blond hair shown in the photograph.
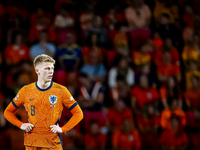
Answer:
[33,54,55,68]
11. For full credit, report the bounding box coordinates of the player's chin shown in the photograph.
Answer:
[46,78,52,82]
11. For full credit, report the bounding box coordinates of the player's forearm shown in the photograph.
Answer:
[4,103,23,128]
[61,104,83,133]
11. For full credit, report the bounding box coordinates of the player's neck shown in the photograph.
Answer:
[37,79,51,89]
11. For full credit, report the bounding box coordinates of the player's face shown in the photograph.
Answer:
[36,62,54,83]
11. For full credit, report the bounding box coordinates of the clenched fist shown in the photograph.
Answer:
[20,123,34,132]
[50,125,62,134]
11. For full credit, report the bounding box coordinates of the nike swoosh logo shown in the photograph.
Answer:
[29,98,35,101]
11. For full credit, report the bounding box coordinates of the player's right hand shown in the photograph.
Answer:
[20,123,34,132]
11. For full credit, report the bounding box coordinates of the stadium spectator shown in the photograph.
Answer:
[182,5,194,28]
[57,32,82,72]
[78,73,105,111]
[132,42,152,69]
[136,103,160,150]
[159,76,182,109]
[108,55,134,88]
[6,15,28,45]
[135,64,156,88]
[157,51,181,83]
[182,34,200,70]
[85,15,107,45]
[82,33,104,64]
[85,119,107,150]
[29,16,56,43]
[185,75,200,129]
[131,74,158,111]
[30,7,51,27]
[81,51,106,83]
[30,30,56,61]
[112,119,142,150]
[160,116,188,150]
[182,27,194,43]
[110,75,130,105]
[185,60,200,89]
[5,33,29,66]
[160,99,186,129]
[157,13,182,48]
[154,37,180,66]
[79,7,94,31]
[54,7,74,28]
[113,22,129,56]
[106,100,133,131]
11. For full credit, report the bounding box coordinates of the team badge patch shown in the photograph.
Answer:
[49,95,57,105]
[70,96,74,100]
[15,94,19,100]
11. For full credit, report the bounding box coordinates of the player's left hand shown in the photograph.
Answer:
[50,125,62,134]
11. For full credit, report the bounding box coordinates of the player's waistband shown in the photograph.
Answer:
[30,127,53,133]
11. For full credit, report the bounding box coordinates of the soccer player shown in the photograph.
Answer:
[4,54,83,150]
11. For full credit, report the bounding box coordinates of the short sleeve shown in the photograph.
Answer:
[62,87,77,111]
[12,86,26,109]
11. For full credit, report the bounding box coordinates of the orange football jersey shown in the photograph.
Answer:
[11,81,78,148]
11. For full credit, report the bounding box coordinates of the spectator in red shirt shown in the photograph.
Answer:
[5,33,30,66]
[159,76,182,109]
[157,51,181,83]
[154,37,180,66]
[136,103,160,150]
[160,116,188,150]
[30,7,51,27]
[29,16,56,43]
[106,100,133,131]
[112,119,142,150]
[131,74,158,111]
[85,119,107,150]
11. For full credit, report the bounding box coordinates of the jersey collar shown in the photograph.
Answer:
[36,81,53,91]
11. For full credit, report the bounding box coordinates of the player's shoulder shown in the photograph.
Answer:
[52,82,68,91]
[19,82,36,91]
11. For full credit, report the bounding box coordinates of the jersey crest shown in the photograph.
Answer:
[49,95,57,104]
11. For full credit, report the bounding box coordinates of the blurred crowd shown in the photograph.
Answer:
[0,0,200,150]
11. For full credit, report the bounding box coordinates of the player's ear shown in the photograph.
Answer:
[35,68,40,75]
